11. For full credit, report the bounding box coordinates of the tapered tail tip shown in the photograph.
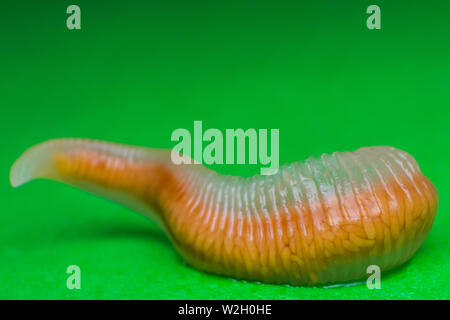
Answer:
[10,160,26,187]
[10,139,63,187]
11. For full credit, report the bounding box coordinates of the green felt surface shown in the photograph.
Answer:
[1,0,449,299]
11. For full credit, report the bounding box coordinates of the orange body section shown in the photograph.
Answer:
[164,169,437,285]
[55,149,438,285]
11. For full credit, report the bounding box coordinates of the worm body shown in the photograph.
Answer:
[10,139,438,286]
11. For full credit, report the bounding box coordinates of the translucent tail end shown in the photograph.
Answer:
[10,139,74,187]
[10,138,171,188]
[10,138,181,229]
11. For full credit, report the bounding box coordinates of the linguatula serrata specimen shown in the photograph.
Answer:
[10,139,438,286]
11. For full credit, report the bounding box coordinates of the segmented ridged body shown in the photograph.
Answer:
[163,146,437,285]
[10,139,438,286]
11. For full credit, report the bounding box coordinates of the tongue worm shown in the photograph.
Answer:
[10,139,438,286]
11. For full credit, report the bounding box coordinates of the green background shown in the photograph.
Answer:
[1,1,449,299]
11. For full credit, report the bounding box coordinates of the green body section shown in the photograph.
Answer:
[1,0,449,299]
